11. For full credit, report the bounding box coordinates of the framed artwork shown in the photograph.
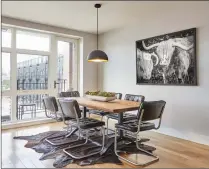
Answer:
[136,28,197,85]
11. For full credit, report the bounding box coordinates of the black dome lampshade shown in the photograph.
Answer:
[88,50,108,62]
[87,4,108,62]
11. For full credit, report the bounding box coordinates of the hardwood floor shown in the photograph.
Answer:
[2,119,209,168]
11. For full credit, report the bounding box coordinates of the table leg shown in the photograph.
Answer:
[31,106,33,119]
[34,105,36,118]
[21,106,24,120]
[83,106,87,118]
[17,106,19,120]
[118,112,124,138]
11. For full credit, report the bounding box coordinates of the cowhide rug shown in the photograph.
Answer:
[14,130,155,168]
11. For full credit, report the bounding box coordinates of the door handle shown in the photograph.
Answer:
[54,81,59,89]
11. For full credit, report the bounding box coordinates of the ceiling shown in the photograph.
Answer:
[2,1,209,34]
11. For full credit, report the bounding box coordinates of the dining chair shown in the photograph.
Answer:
[58,99,106,159]
[58,90,80,97]
[42,96,62,121]
[58,90,85,114]
[43,96,79,144]
[106,94,145,134]
[88,93,122,121]
[114,100,166,166]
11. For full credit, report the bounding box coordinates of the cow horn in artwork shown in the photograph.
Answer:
[172,42,194,51]
[142,41,160,50]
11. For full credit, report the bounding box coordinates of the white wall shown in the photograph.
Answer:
[98,2,209,145]
[2,17,98,95]
[79,34,98,95]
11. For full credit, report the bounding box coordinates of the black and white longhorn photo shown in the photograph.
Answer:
[136,28,197,85]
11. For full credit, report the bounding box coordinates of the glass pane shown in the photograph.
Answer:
[17,94,47,120]
[2,53,11,91]
[1,96,11,123]
[2,28,12,48]
[57,41,72,93]
[17,54,48,90]
[16,30,50,51]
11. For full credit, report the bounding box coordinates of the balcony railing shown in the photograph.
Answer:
[17,80,67,92]
[17,82,48,90]
[2,55,68,122]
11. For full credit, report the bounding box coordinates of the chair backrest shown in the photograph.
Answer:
[115,93,122,99]
[59,91,80,98]
[42,96,58,113]
[140,100,166,121]
[124,94,145,102]
[58,99,81,119]
[124,94,145,119]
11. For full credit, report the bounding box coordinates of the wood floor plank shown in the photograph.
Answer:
[18,158,37,168]
[2,120,209,168]
[2,163,16,168]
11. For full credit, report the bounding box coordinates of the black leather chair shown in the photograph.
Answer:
[58,99,105,159]
[43,96,73,144]
[42,96,63,121]
[114,100,166,166]
[88,93,122,121]
[106,94,145,134]
[58,91,80,97]
[58,90,84,114]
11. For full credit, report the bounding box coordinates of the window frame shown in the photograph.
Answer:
[1,24,79,123]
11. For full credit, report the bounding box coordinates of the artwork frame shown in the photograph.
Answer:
[136,28,197,86]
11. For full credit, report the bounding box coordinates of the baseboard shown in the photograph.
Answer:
[155,127,209,146]
[2,118,56,130]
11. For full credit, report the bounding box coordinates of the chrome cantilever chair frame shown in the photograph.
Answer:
[58,99,105,159]
[43,96,60,121]
[63,126,105,159]
[43,96,78,146]
[114,102,165,166]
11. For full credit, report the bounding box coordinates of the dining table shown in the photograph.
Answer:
[65,97,141,138]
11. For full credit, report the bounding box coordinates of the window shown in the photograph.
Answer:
[57,40,72,92]
[17,54,48,90]
[2,53,11,91]
[1,25,78,124]
[1,96,11,122]
[16,30,50,51]
[2,28,12,48]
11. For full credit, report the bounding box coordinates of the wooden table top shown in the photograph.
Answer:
[61,97,140,113]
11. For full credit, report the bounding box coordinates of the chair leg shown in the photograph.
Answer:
[106,117,115,136]
[135,133,159,165]
[114,128,159,166]
[45,126,79,146]
[65,128,89,149]
[65,127,78,138]
[63,126,105,159]
[106,117,109,135]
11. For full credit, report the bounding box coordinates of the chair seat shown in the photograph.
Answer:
[115,120,155,132]
[70,118,105,129]
[106,113,136,121]
[89,110,109,116]
[56,115,73,122]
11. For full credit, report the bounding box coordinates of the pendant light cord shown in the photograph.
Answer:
[97,7,99,50]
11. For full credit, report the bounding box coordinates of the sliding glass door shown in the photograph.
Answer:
[53,37,78,96]
[1,26,78,123]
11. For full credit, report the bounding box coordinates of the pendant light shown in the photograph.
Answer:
[87,4,108,62]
